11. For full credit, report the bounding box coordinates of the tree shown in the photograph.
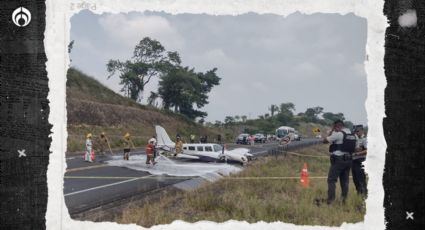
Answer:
[304,106,324,122]
[224,116,235,127]
[68,40,74,63]
[147,91,159,107]
[241,115,247,123]
[322,112,345,124]
[214,120,223,127]
[276,102,296,125]
[106,37,180,102]
[158,66,221,120]
[198,118,205,125]
[234,115,241,122]
[269,104,279,117]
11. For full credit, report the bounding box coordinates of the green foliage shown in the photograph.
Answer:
[322,112,345,125]
[106,37,181,102]
[158,66,221,120]
[268,104,279,117]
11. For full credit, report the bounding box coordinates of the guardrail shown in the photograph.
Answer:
[266,139,323,158]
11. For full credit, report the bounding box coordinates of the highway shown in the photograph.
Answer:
[64,138,321,217]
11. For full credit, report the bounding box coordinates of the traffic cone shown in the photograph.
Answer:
[300,162,309,188]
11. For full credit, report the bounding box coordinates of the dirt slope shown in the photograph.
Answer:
[66,68,214,152]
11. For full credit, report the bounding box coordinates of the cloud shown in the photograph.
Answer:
[350,62,366,77]
[292,61,321,78]
[98,13,183,50]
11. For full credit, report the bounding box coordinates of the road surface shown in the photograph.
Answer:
[64,138,321,216]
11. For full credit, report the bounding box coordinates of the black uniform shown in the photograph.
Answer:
[352,135,367,195]
[326,129,353,203]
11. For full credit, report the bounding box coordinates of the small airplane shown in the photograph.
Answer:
[155,125,253,164]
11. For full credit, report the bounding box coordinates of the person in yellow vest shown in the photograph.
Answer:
[122,132,135,160]
[98,132,113,155]
[174,135,183,157]
[85,133,93,163]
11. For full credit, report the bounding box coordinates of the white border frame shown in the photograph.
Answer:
[45,0,387,229]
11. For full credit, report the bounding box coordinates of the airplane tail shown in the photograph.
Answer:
[155,125,175,152]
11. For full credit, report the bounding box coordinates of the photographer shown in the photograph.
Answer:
[323,120,353,204]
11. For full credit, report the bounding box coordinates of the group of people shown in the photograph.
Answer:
[84,132,137,162]
[323,119,368,204]
[83,131,186,166]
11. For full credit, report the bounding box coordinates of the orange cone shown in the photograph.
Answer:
[300,162,309,188]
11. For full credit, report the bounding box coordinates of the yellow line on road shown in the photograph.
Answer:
[286,151,329,158]
[66,164,109,172]
[64,175,335,180]
[64,175,195,180]
[65,176,141,179]
[225,176,328,180]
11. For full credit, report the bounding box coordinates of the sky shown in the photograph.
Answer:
[70,11,368,125]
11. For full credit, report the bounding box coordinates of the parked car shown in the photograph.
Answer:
[294,131,302,141]
[236,133,250,145]
[254,133,267,143]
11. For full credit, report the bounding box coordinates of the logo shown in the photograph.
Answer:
[12,7,31,27]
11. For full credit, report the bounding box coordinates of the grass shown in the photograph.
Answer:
[66,68,231,152]
[114,144,366,227]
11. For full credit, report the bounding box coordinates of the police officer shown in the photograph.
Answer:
[323,120,353,204]
[352,125,367,196]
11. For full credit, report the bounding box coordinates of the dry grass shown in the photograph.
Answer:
[115,144,366,227]
[66,68,230,152]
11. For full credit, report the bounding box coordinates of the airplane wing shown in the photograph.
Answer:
[228,148,251,155]
[175,153,200,159]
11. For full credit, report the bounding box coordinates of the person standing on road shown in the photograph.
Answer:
[98,132,112,155]
[175,135,183,157]
[352,125,368,196]
[145,140,157,165]
[250,135,255,146]
[148,135,157,158]
[217,134,222,144]
[85,133,93,163]
[190,134,196,143]
[122,132,135,160]
[323,120,353,204]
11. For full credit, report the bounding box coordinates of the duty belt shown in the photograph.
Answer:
[331,154,352,161]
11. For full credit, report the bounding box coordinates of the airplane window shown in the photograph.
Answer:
[205,146,213,152]
[213,144,223,152]
[188,146,195,151]
[197,146,204,151]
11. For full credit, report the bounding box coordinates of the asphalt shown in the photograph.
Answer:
[64,138,321,215]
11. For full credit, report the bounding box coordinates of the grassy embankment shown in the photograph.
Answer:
[115,144,365,227]
[66,68,331,152]
[66,68,232,152]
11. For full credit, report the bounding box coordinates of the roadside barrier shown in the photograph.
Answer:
[267,139,322,158]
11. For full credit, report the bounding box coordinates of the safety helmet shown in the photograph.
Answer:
[87,133,92,138]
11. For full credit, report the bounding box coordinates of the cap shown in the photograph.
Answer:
[87,133,92,138]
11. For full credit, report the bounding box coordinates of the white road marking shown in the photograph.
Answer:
[64,175,154,197]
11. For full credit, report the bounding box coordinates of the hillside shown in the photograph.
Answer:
[66,68,328,152]
[66,68,220,152]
